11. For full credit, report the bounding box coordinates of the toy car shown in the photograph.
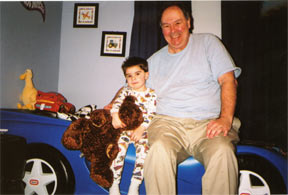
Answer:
[35,91,75,114]
[108,40,118,48]
[0,109,287,195]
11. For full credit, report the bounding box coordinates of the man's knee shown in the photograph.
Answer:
[217,137,236,153]
[200,136,237,166]
[211,138,237,164]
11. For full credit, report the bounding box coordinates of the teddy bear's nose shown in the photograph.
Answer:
[92,121,102,127]
[92,118,106,128]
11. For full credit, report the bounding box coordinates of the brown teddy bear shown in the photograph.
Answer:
[61,95,143,188]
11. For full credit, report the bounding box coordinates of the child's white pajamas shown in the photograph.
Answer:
[110,86,157,184]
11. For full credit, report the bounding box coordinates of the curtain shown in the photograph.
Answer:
[222,1,287,149]
[129,1,192,59]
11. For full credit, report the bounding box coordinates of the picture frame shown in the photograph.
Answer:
[73,3,98,28]
[100,31,127,57]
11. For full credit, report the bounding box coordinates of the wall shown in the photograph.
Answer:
[0,2,63,108]
[192,1,221,38]
[58,1,134,109]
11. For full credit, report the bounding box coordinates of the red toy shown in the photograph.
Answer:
[35,91,75,114]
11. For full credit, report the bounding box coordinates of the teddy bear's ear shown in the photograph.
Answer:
[119,95,144,130]
[106,143,119,160]
[62,118,87,150]
[122,95,136,104]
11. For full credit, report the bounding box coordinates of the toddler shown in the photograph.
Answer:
[109,57,157,195]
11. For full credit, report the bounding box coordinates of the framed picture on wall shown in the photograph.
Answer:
[73,3,99,28]
[100,31,127,57]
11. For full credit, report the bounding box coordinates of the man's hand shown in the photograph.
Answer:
[206,117,232,139]
[131,126,145,142]
[111,112,126,129]
[206,71,237,139]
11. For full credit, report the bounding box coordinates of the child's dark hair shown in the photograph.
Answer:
[121,57,148,76]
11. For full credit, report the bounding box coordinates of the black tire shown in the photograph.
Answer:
[0,134,26,194]
[238,154,287,194]
[23,144,75,194]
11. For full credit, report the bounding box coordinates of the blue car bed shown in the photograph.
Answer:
[0,109,286,194]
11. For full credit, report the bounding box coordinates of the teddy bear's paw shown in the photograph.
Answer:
[90,173,113,188]
[119,96,144,130]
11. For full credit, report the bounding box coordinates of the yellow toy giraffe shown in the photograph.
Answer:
[17,69,38,110]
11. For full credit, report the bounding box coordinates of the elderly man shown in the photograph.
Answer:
[143,3,241,195]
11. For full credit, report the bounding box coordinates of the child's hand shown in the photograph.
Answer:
[111,112,126,129]
[104,103,113,110]
[131,126,145,142]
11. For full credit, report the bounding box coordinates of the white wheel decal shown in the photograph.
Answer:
[23,158,58,195]
[238,170,270,195]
